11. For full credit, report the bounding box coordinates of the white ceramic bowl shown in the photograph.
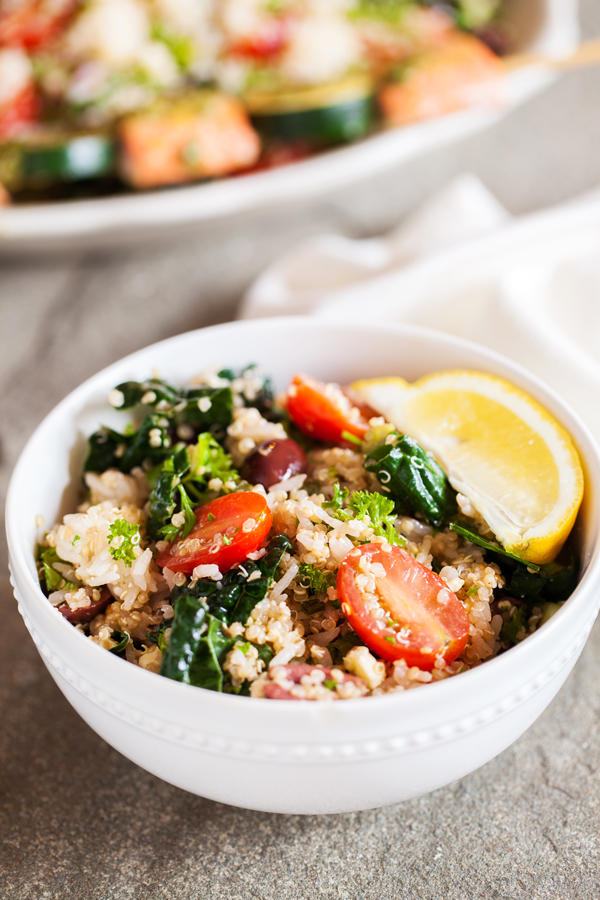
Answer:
[7,318,600,815]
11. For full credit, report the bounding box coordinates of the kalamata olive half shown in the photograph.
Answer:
[60,587,112,625]
[243,439,307,489]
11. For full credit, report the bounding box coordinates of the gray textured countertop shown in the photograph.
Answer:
[2,4,600,897]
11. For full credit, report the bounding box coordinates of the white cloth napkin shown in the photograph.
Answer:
[240,174,600,441]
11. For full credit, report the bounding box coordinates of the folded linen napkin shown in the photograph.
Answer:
[240,174,600,441]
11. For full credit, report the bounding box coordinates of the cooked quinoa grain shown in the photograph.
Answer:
[37,366,577,700]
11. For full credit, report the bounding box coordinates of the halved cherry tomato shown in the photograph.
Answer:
[0,82,38,137]
[156,491,273,575]
[285,374,369,443]
[0,0,76,50]
[337,543,469,670]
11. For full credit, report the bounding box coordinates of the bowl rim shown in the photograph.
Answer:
[7,316,600,717]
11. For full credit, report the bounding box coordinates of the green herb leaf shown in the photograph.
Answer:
[347,490,405,546]
[107,519,141,566]
[323,679,337,690]
[322,483,350,515]
[189,432,239,485]
[298,563,334,595]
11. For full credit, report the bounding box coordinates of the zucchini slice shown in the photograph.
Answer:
[0,130,116,192]
[244,73,376,145]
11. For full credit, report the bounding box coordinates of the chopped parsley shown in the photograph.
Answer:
[347,491,405,546]
[323,679,338,691]
[466,584,480,597]
[298,563,334,595]
[384,635,397,645]
[71,534,80,546]
[323,485,405,546]
[107,519,141,566]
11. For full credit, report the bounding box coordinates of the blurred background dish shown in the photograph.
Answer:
[0,0,579,248]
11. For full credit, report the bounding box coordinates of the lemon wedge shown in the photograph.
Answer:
[352,371,584,565]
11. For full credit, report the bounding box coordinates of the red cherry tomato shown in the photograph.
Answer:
[0,82,38,138]
[285,374,369,444]
[0,0,76,50]
[337,543,469,670]
[156,491,273,575]
[228,17,290,60]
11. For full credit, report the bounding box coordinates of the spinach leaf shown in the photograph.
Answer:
[364,433,456,527]
[449,522,541,571]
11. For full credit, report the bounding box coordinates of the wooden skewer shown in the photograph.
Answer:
[504,37,600,73]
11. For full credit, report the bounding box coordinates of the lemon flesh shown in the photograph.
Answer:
[352,372,584,565]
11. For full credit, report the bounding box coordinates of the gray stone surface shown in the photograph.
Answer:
[2,4,600,896]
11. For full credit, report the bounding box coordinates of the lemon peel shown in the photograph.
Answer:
[353,371,584,565]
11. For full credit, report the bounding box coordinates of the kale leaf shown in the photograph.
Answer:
[364,433,456,527]
[146,445,191,539]
[159,534,292,690]
[500,608,524,646]
[217,364,275,419]
[450,523,578,607]
[112,379,180,410]
[84,426,129,473]
[328,632,366,666]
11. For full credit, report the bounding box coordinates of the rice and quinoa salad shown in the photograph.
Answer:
[36,365,580,701]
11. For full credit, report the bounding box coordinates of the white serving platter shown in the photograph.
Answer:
[0,0,579,252]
